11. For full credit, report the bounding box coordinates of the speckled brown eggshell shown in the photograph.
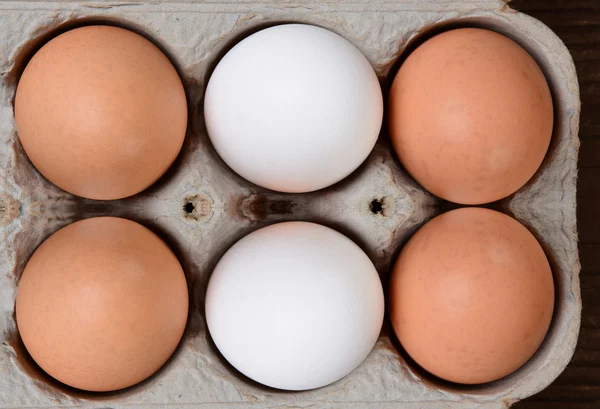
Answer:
[14,25,187,200]
[388,28,553,205]
[15,217,189,392]
[390,207,554,384]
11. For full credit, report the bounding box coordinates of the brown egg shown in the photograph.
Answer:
[390,208,554,384]
[15,25,187,200]
[388,28,553,204]
[16,217,189,392]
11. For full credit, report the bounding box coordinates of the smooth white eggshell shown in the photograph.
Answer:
[204,24,383,193]
[205,221,384,390]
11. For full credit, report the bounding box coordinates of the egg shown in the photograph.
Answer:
[16,217,189,392]
[204,24,383,193]
[206,222,384,390]
[15,25,187,200]
[389,208,554,384]
[388,28,553,204]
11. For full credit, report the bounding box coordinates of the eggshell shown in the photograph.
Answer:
[388,28,553,204]
[15,25,187,200]
[389,208,554,384]
[206,221,385,390]
[15,217,189,392]
[204,24,383,193]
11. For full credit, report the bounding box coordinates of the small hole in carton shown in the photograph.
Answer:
[182,193,214,222]
[184,202,195,214]
[370,198,384,214]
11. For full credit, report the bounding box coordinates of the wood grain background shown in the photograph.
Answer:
[511,1,600,407]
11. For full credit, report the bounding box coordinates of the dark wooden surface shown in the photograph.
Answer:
[510,0,600,407]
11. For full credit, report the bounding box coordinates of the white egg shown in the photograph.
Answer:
[204,24,383,193]
[205,221,384,390]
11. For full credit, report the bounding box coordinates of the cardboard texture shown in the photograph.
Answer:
[0,1,581,408]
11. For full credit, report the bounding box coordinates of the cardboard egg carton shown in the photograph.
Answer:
[0,1,580,408]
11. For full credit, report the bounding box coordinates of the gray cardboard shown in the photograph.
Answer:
[0,1,581,408]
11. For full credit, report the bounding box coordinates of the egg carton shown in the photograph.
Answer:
[0,1,581,408]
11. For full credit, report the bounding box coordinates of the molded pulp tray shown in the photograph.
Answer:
[0,1,581,408]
